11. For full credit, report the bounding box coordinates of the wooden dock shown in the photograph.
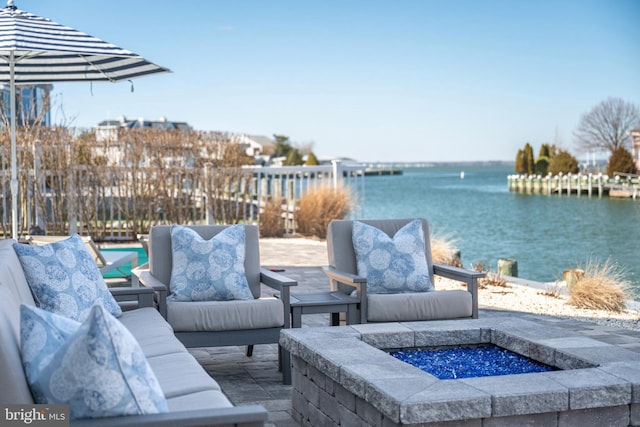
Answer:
[508,172,639,199]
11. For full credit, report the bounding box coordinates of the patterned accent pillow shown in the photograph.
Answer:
[25,305,168,420]
[20,305,80,388]
[169,225,254,301]
[13,235,122,321]
[352,220,433,294]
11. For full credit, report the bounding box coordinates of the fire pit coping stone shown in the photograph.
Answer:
[280,317,640,426]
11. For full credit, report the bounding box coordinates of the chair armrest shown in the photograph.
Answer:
[135,270,169,319]
[432,263,485,319]
[259,268,297,291]
[109,287,155,309]
[70,405,268,427]
[260,268,297,328]
[322,266,367,289]
[322,266,368,324]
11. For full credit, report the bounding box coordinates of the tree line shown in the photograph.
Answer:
[515,97,639,176]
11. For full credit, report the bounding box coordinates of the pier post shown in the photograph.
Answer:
[498,258,518,277]
[588,173,592,197]
[558,173,562,196]
[598,173,603,197]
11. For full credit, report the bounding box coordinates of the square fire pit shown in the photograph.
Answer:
[280,317,640,426]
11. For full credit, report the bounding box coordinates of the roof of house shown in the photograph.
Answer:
[96,116,191,130]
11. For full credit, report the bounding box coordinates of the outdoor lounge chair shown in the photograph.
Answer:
[134,224,297,384]
[323,218,485,323]
[26,235,139,279]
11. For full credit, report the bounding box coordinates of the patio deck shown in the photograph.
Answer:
[186,265,640,427]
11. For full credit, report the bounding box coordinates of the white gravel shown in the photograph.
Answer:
[437,277,640,331]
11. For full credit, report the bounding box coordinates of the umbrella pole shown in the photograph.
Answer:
[9,51,18,239]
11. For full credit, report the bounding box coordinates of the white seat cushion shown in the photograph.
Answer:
[167,297,284,332]
[367,290,472,322]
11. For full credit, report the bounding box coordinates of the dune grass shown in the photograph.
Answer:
[296,185,352,239]
[567,259,631,312]
[430,231,462,267]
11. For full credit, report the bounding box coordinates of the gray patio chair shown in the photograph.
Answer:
[323,218,484,323]
[135,224,297,384]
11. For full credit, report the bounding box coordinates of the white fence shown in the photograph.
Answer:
[0,159,366,240]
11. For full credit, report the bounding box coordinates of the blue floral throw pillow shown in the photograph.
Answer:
[20,305,81,387]
[12,235,122,321]
[352,220,433,294]
[24,305,168,420]
[169,224,254,301]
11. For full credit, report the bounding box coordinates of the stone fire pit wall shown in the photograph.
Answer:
[280,318,640,427]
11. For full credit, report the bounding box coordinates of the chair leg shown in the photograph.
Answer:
[246,345,254,357]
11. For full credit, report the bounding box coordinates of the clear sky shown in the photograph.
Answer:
[20,0,640,163]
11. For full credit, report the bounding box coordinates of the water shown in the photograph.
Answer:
[361,165,640,294]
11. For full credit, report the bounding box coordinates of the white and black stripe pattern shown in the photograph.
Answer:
[0,1,170,84]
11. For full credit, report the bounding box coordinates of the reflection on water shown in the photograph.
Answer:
[362,165,640,293]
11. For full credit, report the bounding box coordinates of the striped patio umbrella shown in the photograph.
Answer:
[0,0,170,238]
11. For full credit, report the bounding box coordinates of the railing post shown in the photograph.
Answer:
[332,160,342,189]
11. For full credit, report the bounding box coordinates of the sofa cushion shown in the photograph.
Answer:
[0,239,38,404]
[167,297,284,332]
[367,290,472,322]
[352,219,433,294]
[20,305,80,385]
[169,224,253,301]
[146,352,222,398]
[166,390,233,412]
[27,305,168,420]
[119,308,187,358]
[13,235,122,321]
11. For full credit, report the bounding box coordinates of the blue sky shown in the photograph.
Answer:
[21,0,640,162]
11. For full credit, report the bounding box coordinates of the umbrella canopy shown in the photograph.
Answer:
[0,0,170,238]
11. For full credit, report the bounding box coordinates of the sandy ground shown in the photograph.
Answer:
[259,237,640,331]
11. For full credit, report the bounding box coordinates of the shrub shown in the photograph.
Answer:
[606,146,637,176]
[259,197,285,237]
[472,262,507,288]
[430,232,462,267]
[296,185,351,239]
[548,150,579,174]
[567,259,630,312]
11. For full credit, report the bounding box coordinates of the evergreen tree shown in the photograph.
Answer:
[515,149,526,174]
[534,157,550,175]
[524,143,535,174]
[284,148,303,166]
[538,144,551,159]
[272,134,293,158]
[305,151,319,166]
[606,147,637,176]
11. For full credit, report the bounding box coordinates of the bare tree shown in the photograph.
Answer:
[574,97,640,154]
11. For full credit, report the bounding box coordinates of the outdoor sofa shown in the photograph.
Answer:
[0,238,267,427]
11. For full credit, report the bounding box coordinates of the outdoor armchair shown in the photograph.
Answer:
[323,218,484,323]
[134,224,297,384]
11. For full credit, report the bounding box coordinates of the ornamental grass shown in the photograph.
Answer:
[258,197,285,237]
[430,232,462,267]
[567,259,631,312]
[296,185,351,239]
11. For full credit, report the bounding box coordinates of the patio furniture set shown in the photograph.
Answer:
[1,218,484,426]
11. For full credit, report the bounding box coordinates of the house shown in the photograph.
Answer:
[232,134,273,157]
[631,129,640,171]
[93,116,192,166]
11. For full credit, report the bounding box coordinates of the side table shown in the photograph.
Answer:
[289,291,360,328]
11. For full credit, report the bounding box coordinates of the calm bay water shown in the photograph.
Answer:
[360,165,640,293]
